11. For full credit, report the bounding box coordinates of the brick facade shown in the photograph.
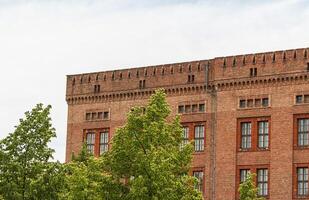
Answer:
[66,47,309,200]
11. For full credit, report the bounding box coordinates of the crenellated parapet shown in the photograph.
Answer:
[212,48,308,80]
[66,60,211,96]
[66,47,309,104]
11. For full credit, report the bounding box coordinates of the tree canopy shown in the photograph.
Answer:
[0,104,58,199]
[103,89,202,200]
[0,90,203,200]
[239,173,265,200]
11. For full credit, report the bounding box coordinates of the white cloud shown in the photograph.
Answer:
[0,0,308,162]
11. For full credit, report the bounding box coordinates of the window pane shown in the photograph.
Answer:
[262,98,269,107]
[257,169,268,196]
[192,104,198,112]
[240,100,246,108]
[193,171,204,193]
[258,121,269,148]
[298,167,308,196]
[103,112,109,119]
[185,105,191,113]
[255,99,261,107]
[258,183,263,195]
[99,131,109,155]
[86,133,95,144]
[264,183,268,195]
[199,104,205,112]
[194,125,204,151]
[181,127,189,148]
[183,127,189,139]
[86,113,91,120]
[86,132,95,154]
[178,105,184,113]
[247,99,253,107]
[296,95,303,104]
[240,169,250,183]
[298,119,309,146]
[304,182,308,195]
[241,122,251,149]
[100,132,108,143]
[298,183,304,195]
[98,112,103,119]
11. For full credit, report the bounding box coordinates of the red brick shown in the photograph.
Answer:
[66,47,309,200]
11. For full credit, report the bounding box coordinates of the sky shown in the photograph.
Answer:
[0,0,309,162]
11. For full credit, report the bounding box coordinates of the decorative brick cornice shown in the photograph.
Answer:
[214,70,309,91]
[66,83,210,105]
[66,70,309,105]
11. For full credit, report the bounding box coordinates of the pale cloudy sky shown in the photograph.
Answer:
[0,0,308,162]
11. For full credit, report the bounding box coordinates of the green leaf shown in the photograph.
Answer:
[0,104,58,199]
[103,89,203,200]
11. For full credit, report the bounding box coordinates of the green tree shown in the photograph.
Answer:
[0,104,58,200]
[71,143,92,163]
[239,173,265,200]
[60,145,126,200]
[103,89,202,200]
[29,161,65,200]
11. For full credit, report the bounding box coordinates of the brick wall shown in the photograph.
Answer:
[65,47,309,200]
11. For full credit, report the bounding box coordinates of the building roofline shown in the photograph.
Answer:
[66,47,308,77]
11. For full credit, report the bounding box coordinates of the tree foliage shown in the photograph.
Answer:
[238,173,265,200]
[29,162,65,200]
[60,145,126,200]
[103,89,202,200]
[0,90,203,200]
[0,104,58,200]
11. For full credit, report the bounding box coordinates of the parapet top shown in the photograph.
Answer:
[67,47,308,83]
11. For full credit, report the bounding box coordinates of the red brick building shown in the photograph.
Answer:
[66,47,309,200]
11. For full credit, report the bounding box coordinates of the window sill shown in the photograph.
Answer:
[193,151,205,155]
[178,111,206,115]
[294,145,309,150]
[258,147,270,151]
[237,106,270,111]
[294,195,309,199]
[258,195,269,199]
[238,148,270,152]
[294,103,309,106]
[238,148,251,152]
[85,119,110,122]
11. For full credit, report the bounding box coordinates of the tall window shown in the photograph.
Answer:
[99,131,109,155]
[193,171,204,193]
[241,122,252,149]
[240,169,250,183]
[181,127,189,149]
[257,169,268,196]
[298,119,309,146]
[86,132,95,154]
[298,167,309,196]
[258,121,269,148]
[194,125,205,152]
